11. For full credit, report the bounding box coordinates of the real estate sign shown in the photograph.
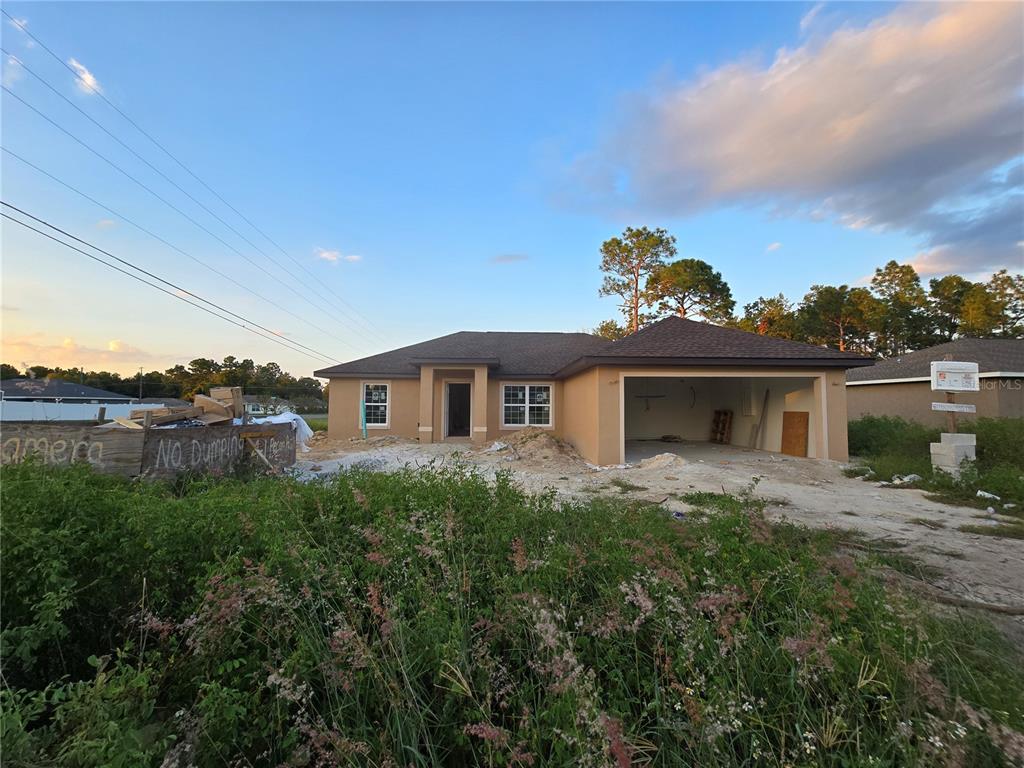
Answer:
[930,361,979,392]
[931,402,976,413]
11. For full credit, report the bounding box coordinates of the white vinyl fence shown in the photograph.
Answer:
[0,401,167,422]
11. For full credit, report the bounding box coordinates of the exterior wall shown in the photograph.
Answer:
[623,377,713,441]
[486,379,562,441]
[326,370,564,444]
[562,366,852,466]
[325,364,858,464]
[846,377,1023,426]
[824,370,849,461]
[326,378,419,439]
[561,368,600,463]
[595,367,623,465]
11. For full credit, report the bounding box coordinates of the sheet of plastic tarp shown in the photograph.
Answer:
[243,411,314,452]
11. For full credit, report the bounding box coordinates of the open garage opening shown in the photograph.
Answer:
[622,374,823,463]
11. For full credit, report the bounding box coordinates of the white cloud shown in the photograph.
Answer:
[765,242,782,253]
[68,57,102,95]
[314,247,361,263]
[2,54,22,87]
[95,218,116,230]
[799,3,823,32]
[106,339,143,354]
[4,16,34,48]
[489,253,529,264]
[563,2,1024,275]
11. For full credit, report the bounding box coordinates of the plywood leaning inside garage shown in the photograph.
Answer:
[780,411,809,457]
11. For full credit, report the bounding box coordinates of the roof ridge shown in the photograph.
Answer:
[601,315,869,359]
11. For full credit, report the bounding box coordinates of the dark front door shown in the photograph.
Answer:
[447,383,471,437]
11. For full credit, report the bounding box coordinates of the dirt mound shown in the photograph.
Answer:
[636,452,687,471]
[484,427,582,464]
[307,431,330,446]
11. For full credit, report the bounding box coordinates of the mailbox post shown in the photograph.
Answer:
[928,360,978,478]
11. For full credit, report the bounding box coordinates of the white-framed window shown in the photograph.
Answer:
[502,383,552,427]
[361,382,389,428]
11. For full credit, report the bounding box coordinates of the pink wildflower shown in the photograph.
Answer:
[509,538,528,573]
[600,714,633,768]
[367,581,393,638]
[464,722,509,747]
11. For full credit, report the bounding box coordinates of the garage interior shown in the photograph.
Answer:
[623,375,821,462]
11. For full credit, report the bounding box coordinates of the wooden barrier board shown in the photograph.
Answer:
[140,423,296,479]
[780,411,809,458]
[1,422,296,479]
[0,423,145,476]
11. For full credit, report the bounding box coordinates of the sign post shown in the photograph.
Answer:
[929,360,979,477]
[930,360,979,433]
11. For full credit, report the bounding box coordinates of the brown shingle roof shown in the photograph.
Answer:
[315,318,873,380]
[555,317,872,376]
[0,378,133,400]
[846,338,1024,382]
[313,331,612,378]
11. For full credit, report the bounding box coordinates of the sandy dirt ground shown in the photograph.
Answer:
[297,430,1023,626]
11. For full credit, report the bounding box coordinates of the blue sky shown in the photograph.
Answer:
[1,1,1020,377]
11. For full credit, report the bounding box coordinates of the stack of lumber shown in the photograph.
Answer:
[104,387,245,429]
[207,386,245,420]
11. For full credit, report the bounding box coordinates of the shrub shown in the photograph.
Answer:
[963,418,1024,473]
[848,415,940,459]
[3,462,1022,766]
[847,416,1024,505]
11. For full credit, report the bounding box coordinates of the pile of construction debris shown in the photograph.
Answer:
[105,387,247,430]
[482,427,583,465]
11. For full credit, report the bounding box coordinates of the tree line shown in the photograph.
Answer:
[0,356,326,410]
[595,226,1023,355]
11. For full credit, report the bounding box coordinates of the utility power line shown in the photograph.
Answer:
[2,146,359,354]
[2,205,338,364]
[2,10,385,343]
[2,200,337,362]
[2,85,370,351]
[1,47,382,343]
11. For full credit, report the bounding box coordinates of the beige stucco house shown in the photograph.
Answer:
[846,338,1024,426]
[314,317,873,465]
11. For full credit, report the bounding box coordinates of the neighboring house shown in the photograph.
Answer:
[0,378,134,403]
[242,395,292,416]
[846,338,1024,425]
[314,316,872,465]
[0,378,141,421]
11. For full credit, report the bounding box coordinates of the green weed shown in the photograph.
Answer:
[847,416,1024,506]
[2,461,1022,766]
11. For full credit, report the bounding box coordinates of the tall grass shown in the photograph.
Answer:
[848,416,1024,505]
[2,461,1022,766]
